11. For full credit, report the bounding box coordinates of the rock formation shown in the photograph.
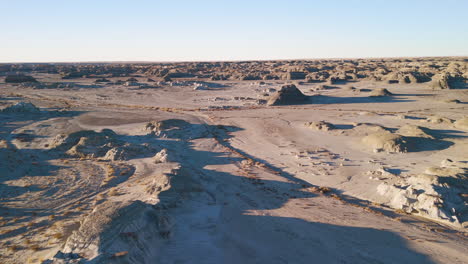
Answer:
[267,84,308,106]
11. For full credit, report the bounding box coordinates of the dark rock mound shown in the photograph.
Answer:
[162,75,172,82]
[267,84,308,106]
[5,74,38,83]
[431,72,465,90]
[285,71,306,80]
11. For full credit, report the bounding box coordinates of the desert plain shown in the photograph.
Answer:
[0,57,467,263]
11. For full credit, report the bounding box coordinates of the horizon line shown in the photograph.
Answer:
[1,55,467,64]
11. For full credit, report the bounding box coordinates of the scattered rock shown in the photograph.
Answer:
[145,119,207,139]
[425,115,453,124]
[367,167,396,180]
[51,129,152,160]
[377,160,467,227]
[305,121,335,131]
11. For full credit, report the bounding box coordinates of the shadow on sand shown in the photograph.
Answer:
[65,120,439,264]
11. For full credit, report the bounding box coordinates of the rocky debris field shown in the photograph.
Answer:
[0,57,467,264]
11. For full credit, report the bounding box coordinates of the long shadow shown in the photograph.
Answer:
[0,97,24,101]
[393,93,434,97]
[64,120,438,264]
[427,128,468,140]
[0,108,88,240]
[308,94,415,105]
[405,137,454,152]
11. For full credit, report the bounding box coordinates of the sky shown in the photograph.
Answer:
[1,0,467,62]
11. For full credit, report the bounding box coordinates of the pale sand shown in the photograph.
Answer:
[0,65,467,263]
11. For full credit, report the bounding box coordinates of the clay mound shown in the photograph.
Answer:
[362,131,408,153]
[431,72,465,90]
[145,119,207,139]
[5,74,38,83]
[267,84,308,106]
[377,159,467,227]
[51,129,116,150]
[454,116,468,130]
[1,102,40,113]
[51,129,152,160]
[343,123,388,137]
[103,145,150,161]
[396,125,434,139]
[369,88,393,97]
[305,121,335,131]
[145,119,190,132]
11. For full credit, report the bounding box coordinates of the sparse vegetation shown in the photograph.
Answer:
[1,56,467,263]
[8,245,19,252]
[112,251,129,258]
[53,233,63,239]
[108,187,120,196]
[30,244,40,251]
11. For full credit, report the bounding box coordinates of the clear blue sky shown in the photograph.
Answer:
[2,0,467,62]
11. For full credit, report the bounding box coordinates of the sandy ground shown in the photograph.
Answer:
[0,76,467,263]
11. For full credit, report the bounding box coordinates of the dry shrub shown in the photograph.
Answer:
[8,245,19,252]
[30,244,40,252]
[318,186,331,194]
[113,251,129,258]
[108,188,120,196]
